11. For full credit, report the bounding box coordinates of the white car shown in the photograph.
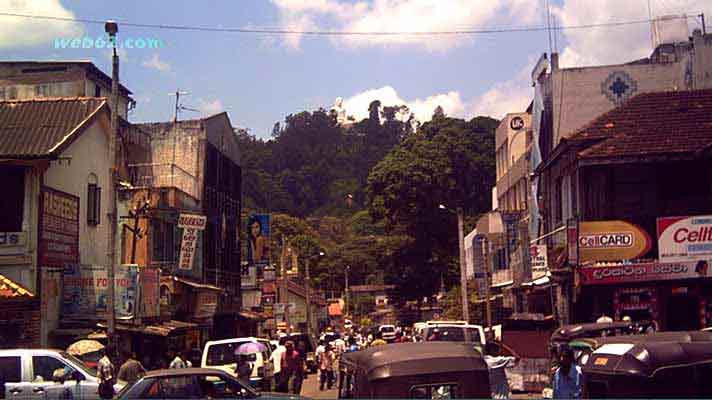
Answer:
[379,324,397,342]
[422,323,487,346]
[0,348,125,400]
[201,337,274,391]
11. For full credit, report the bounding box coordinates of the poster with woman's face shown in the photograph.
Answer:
[247,214,270,265]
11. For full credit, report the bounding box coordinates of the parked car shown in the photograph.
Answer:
[0,348,125,400]
[116,367,304,399]
[201,337,274,391]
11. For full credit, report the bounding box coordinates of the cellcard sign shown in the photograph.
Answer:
[178,214,207,270]
[578,220,652,262]
[658,215,712,262]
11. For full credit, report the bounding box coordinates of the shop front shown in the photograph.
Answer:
[577,261,711,330]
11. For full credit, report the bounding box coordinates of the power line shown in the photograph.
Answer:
[0,11,699,37]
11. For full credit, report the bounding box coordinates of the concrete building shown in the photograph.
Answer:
[0,61,134,119]
[496,112,532,212]
[0,97,117,346]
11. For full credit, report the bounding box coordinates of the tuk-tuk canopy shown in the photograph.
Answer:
[550,321,635,343]
[585,337,712,378]
[341,342,487,381]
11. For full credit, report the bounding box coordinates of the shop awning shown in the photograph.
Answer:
[99,320,199,337]
[474,294,504,304]
[491,280,514,289]
[0,274,34,299]
[238,311,264,320]
[522,272,552,287]
[173,276,223,292]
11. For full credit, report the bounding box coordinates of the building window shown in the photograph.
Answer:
[554,177,563,224]
[0,166,25,232]
[87,174,101,226]
[152,218,177,263]
[35,84,51,97]
[94,83,101,97]
[8,86,17,100]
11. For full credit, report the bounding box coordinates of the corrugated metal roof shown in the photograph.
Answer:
[0,97,106,158]
[0,274,34,298]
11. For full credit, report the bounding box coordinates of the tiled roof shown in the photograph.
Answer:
[0,274,34,298]
[567,89,712,159]
[0,97,107,159]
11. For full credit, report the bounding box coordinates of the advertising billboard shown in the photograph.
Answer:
[62,264,138,319]
[530,245,548,279]
[578,220,652,263]
[658,215,712,262]
[39,187,79,266]
[247,214,270,266]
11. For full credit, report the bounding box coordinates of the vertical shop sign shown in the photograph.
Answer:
[178,214,207,270]
[39,187,79,266]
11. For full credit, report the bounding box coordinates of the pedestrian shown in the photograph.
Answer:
[318,344,336,391]
[117,351,146,385]
[552,347,582,399]
[236,354,253,382]
[271,337,288,392]
[347,336,359,352]
[182,350,193,368]
[293,341,306,394]
[169,349,187,369]
[281,341,303,395]
[97,346,116,400]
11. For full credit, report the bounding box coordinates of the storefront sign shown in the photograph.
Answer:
[178,214,206,270]
[140,267,160,319]
[39,187,79,266]
[578,261,710,285]
[0,232,25,247]
[657,215,712,262]
[241,265,257,288]
[578,220,652,263]
[61,264,138,319]
[194,291,218,319]
[530,245,548,275]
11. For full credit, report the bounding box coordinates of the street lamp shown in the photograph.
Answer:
[439,204,470,323]
[305,251,325,338]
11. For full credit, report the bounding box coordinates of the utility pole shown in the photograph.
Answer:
[457,207,470,323]
[305,257,312,337]
[344,266,350,317]
[105,20,119,353]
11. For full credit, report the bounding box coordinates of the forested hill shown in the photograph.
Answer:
[237,102,497,218]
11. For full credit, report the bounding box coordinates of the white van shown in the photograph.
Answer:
[201,337,274,391]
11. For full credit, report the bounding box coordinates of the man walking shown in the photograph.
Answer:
[169,349,187,369]
[118,351,146,385]
[271,338,288,392]
[553,347,582,399]
[318,344,335,391]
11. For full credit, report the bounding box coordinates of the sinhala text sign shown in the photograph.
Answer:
[578,261,710,285]
[657,215,712,262]
[178,214,207,270]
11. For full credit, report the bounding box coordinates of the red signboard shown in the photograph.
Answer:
[39,187,79,266]
[578,261,710,285]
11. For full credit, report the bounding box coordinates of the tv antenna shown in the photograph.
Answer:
[169,90,199,122]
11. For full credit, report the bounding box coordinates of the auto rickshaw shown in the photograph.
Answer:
[583,336,712,398]
[337,342,496,399]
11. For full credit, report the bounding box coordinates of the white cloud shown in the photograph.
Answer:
[141,53,171,72]
[553,0,712,67]
[197,99,224,116]
[270,0,541,51]
[0,0,83,49]
[468,62,532,120]
[340,86,465,122]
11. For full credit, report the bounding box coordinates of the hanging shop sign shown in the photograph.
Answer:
[567,219,579,265]
[657,215,712,262]
[39,187,79,266]
[140,266,160,319]
[241,264,258,288]
[530,245,548,278]
[178,214,207,270]
[578,261,710,285]
[578,220,652,263]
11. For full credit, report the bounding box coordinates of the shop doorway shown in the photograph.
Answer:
[666,294,700,331]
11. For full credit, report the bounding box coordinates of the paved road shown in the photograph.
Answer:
[300,371,338,399]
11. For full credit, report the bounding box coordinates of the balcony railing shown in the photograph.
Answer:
[128,163,199,199]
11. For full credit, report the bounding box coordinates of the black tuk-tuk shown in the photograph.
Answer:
[338,342,492,399]
[583,336,712,398]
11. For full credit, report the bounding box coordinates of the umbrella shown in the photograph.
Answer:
[234,341,267,355]
[67,339,104,357]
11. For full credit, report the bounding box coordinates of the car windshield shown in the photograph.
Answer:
[61,351,97,378]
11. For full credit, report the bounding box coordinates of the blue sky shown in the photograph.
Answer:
[0,0,708,138]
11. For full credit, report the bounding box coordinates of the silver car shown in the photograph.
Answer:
[0,348,124,400]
